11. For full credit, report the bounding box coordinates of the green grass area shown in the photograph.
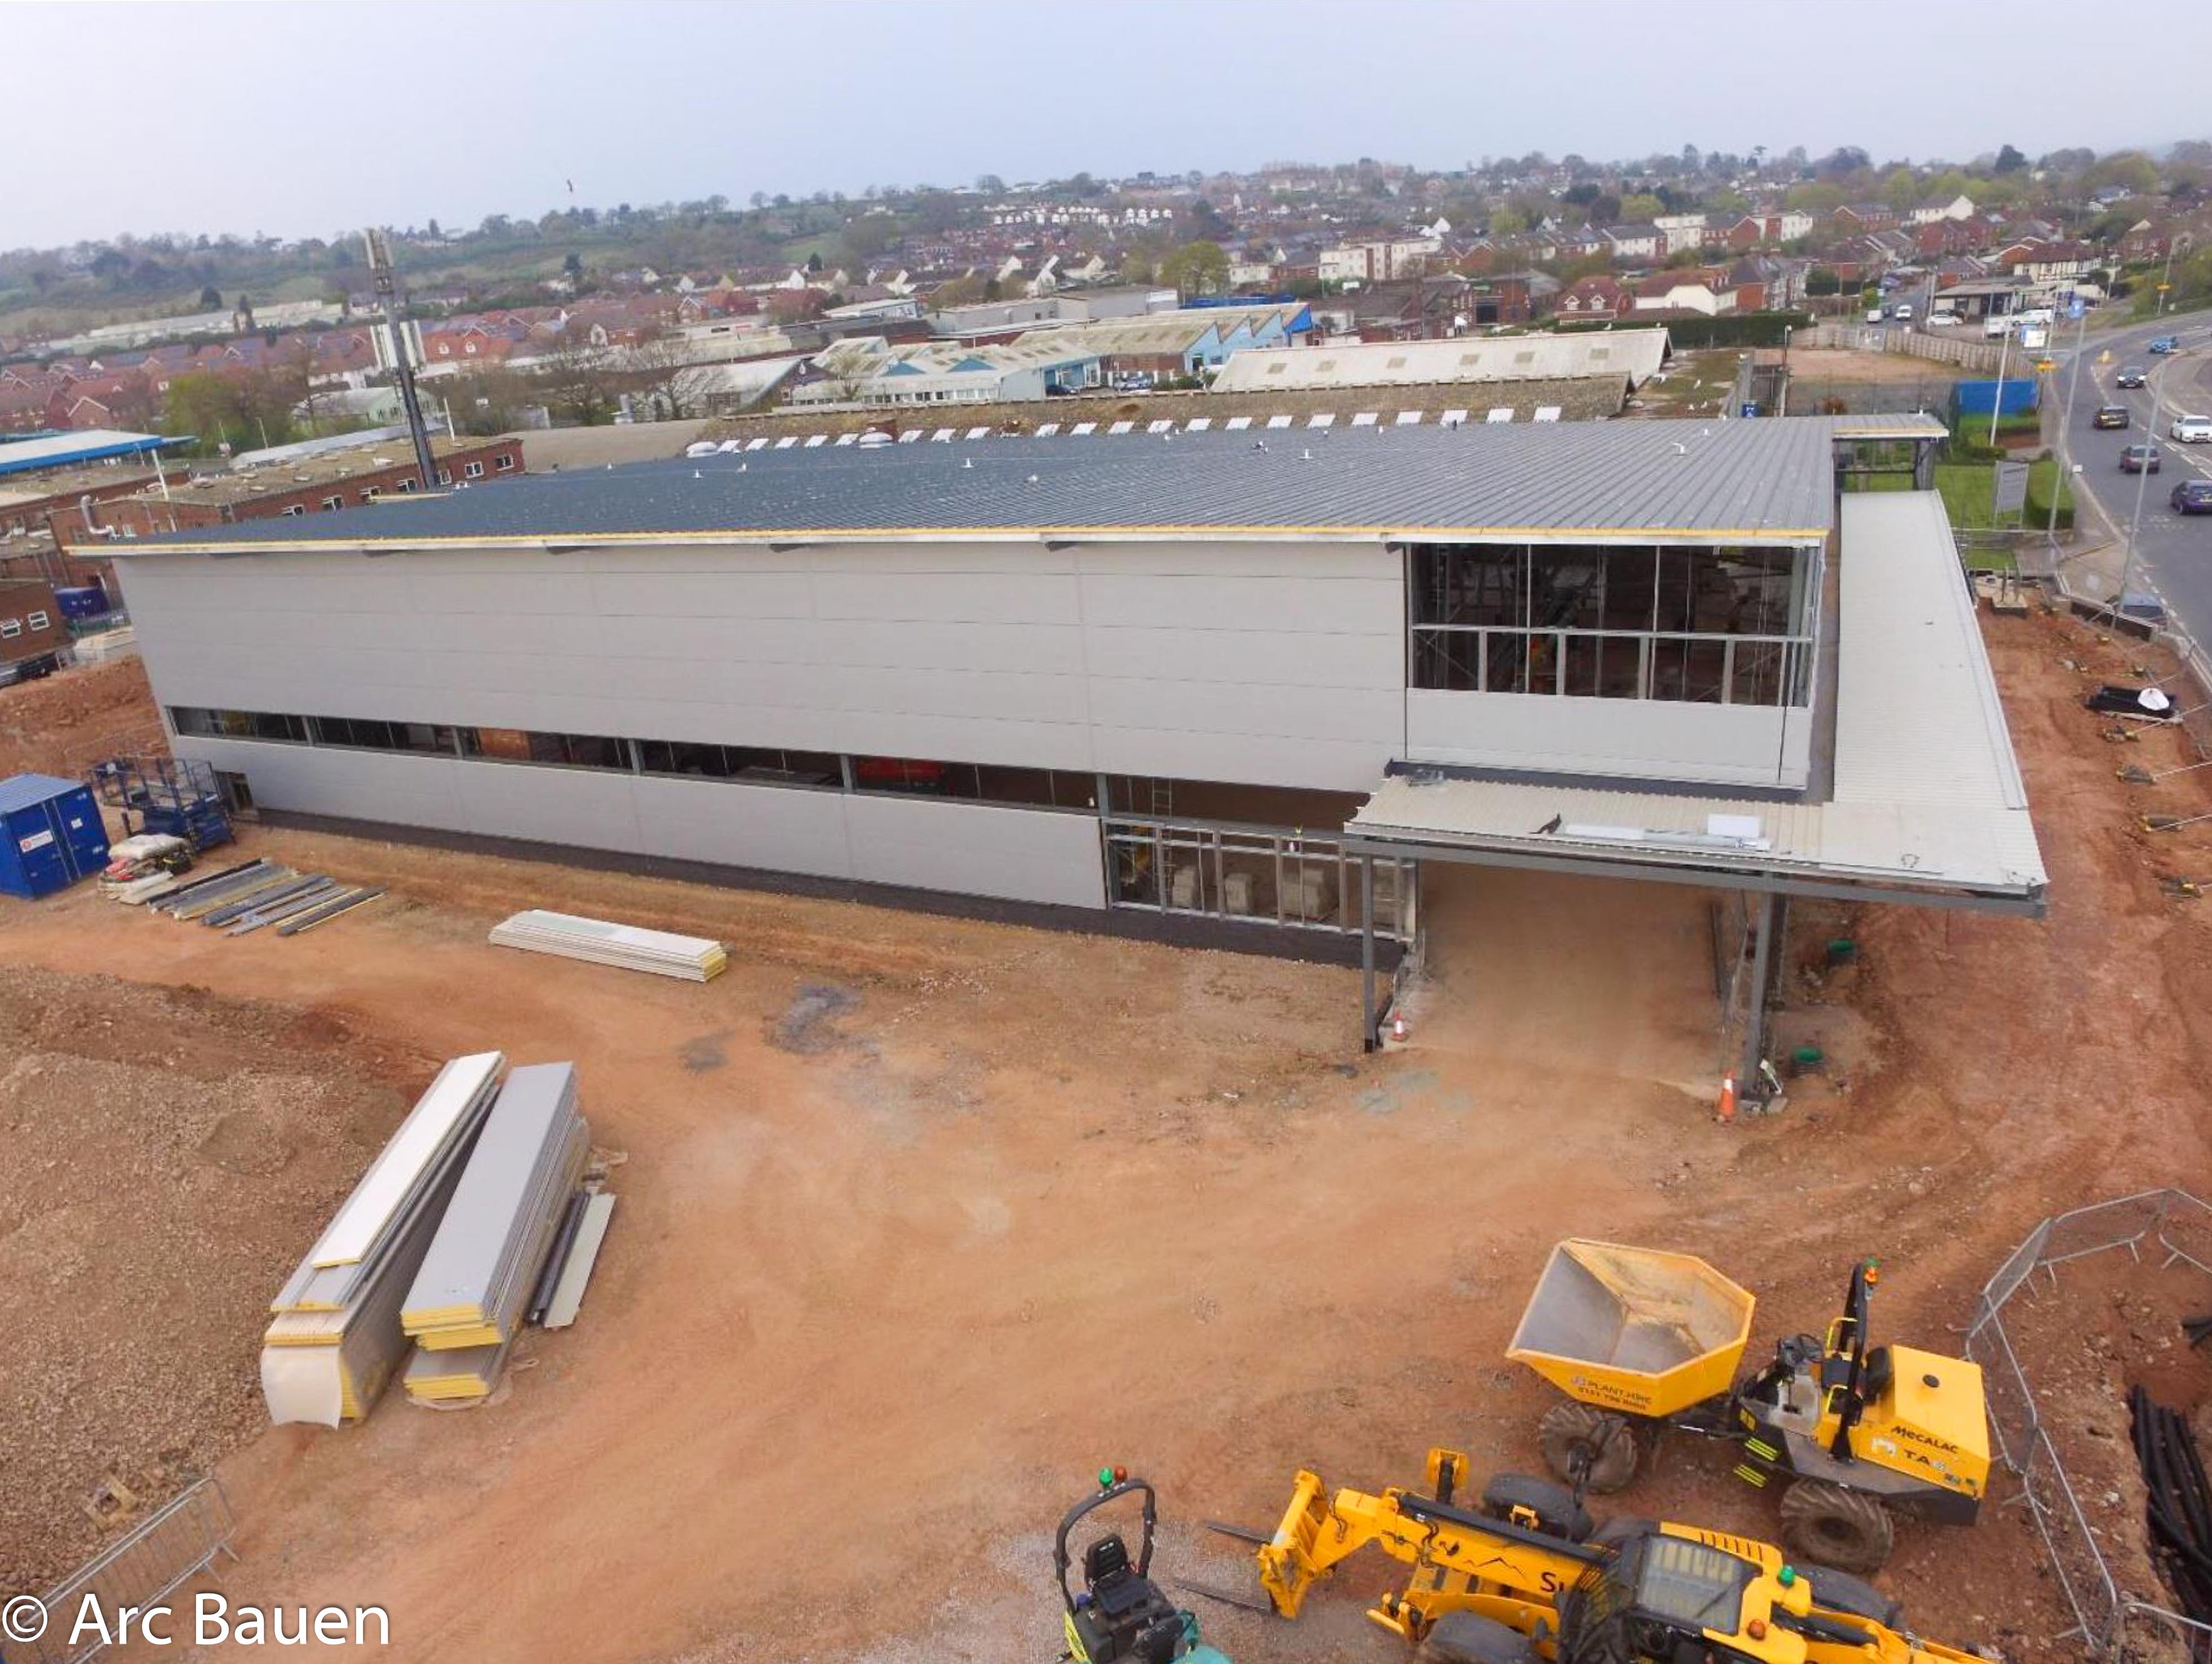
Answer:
[1930,457,2073,529]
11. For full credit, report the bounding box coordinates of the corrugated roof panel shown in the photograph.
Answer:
[125,416,1939,555]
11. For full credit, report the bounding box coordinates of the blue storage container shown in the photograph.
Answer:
[55,583,110,620]
[0,774,110,898]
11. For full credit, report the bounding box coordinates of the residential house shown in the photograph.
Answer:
[2118,220,2171,264]
[1602,224,1665,262]
[1832,202,1899,233]
[1908,193,1978,226]
[1557,275,1634,319]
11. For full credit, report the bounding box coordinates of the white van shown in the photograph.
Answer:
[1893,303,1914,322]
[1866,307,1885,324]
[1983,315,2012,340]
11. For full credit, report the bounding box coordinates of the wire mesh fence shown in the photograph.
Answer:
[1967,1190,2212,1657]
[17,1476,236,1664]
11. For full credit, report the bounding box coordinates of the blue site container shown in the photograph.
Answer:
[0,774,110,899]
[54,583,110,620]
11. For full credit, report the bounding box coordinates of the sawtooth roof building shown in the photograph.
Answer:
[115,413,2042,1066]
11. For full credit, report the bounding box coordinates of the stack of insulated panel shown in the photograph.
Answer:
[488,910,728,982]
[260,1052,507,1426]
[401,1063,589,1404]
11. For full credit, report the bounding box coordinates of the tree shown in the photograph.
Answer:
[562,251,584,282]
[1805,267,1841,296]
[1489,207,1527,237]
[1619,192,1663,223]
[1157,240,1229,299]
[535,322,619,425]
[750,191,768,210]
[2087,152,2160,196]
[1994,144,2028,175]
[805,250,823,273]
[1818,146,1870,178]
[974,172,1005,194]
[1186,198,1234,242]
[199,285,222,309]
[89,247,131,283]
[1881,167,1921,212]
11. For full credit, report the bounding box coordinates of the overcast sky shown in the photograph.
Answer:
[2,0,2189,248]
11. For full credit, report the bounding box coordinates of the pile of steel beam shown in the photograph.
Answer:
[138,857,386,937]
[2131,1383,2212,1626]
[488,909,727,981]
[261,1053,507,1427]
[401,1063,590,1404]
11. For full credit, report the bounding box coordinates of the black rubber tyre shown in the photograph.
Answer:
[1779,1479,1896,1575]
[1589,1514,1658,1551]
[1418,1613,1541,1664]
[1794,1561,1903,1626]
[1479,1472,1593,1543]
[1537,1402,1640,1494]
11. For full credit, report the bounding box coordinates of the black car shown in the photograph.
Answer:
[2121,445,2164,473]
[2094,405,2131,429]
[2116,366,2148,389]
[2175,480,2212,515]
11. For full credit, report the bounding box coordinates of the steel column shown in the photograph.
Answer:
[1360,856,1378,1053]
[1741,890,1778,1087]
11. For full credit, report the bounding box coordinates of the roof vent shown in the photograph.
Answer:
[1027,473,1040,484]
[962,456,974,469]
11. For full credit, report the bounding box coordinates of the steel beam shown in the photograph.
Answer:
[1340,835,2043,918]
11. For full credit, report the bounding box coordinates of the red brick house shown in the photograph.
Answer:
[1557,275,1634,318]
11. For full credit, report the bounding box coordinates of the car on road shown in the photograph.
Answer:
[2122,445,2164,473]
[2116,366,2148,388]
[2148,336,2180,354]
[2095,405,2131,429]
[1926,310,1959,327]
[2171,414,2212,443]
[1893,303,1914,322]
[2174,480,2212,515]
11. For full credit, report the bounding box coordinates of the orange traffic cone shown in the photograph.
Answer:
[1717,1075,1738,1124]
[1390,1014,1409,1044]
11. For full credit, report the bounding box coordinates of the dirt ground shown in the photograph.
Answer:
[3,602,2212,1661]
[0,656,166,778]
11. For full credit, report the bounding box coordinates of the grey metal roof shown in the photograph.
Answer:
[123,415,1938,555]
[0,773,87,813]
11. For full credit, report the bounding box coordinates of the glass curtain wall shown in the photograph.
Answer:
[1409,543,1810,707]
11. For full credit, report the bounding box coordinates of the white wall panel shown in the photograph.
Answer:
[1406,690,1812,789]
[173,739,472,831]
[844,796,1105,908]
[451,760,646,847]
[631,776,853,878]
[809,570,1084,625]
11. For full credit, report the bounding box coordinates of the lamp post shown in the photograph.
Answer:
[2046,295,2088,544]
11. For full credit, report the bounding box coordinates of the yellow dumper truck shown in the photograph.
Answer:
[1505,1241,1988,1572]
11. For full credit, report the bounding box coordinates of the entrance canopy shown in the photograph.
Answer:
[1346,492,2046,916]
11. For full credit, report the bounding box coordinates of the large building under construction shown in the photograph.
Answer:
[113,414,2045,1060]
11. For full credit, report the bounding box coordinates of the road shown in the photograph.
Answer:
[2043,305,2212,635]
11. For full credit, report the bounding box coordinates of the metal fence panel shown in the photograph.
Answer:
[22,1478,235,1664]
[1974,1191,2212,1657]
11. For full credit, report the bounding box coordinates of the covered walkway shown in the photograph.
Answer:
[1346,491,2047,1088]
